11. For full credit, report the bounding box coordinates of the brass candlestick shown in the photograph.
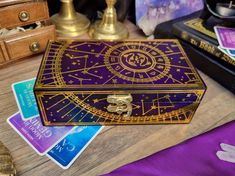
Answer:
[89,0,129,41]
[51,0,90,37]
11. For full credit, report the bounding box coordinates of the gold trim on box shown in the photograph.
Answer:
[35,39,205,90]
[35,90,204,125]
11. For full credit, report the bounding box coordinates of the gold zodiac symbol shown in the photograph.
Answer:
[123,53,151,67]
[107,94,133,118]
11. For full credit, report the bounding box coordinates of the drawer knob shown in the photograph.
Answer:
[19,11,30,22]
[30,42,40,52]
[107,94,133,118]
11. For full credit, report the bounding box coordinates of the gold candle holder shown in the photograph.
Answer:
[89,0,129,41]
[51,0,90,37]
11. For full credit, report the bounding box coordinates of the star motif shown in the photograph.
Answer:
[176,69,181,72]
[68,80,74,84]
[72,62,76,65]
[186,94,191,97]
[93,99,99,103]
[151,105,157,109]
[165,95,170,99]
[112,79,117,83]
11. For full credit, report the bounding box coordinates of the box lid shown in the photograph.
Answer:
[35,40,206,92]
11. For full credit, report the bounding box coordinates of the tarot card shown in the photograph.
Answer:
[7,113,74,156]
[227,49,235,56]
[47,125,103,169]
[214,26,235,50]
[12,78,38,120]
[218,46,235,61]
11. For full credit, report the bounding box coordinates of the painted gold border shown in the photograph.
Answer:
[35,90,203,126]
[35,39,205,90]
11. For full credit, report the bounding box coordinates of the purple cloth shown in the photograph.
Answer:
[103,121,235,176]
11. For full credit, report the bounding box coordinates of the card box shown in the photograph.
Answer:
[34,40,206,125]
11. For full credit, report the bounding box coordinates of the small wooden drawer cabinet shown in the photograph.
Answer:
[0,0,56,67]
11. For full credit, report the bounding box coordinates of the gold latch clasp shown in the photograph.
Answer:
[107,94,133,118]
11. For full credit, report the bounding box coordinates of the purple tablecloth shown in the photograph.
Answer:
[103,121,235,176]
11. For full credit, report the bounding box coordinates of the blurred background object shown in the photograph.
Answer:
[136,0,204,35]
[47,0,133,22]
[50,0,90,37]
[200,0,235,30]
[88,0,129,40]
[0,141,16,176]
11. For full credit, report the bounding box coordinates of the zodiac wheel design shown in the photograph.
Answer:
[104,43,171,83]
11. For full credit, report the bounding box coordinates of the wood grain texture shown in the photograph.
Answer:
[0,21,235,176]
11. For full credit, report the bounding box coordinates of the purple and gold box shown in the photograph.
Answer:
[34,40,206,126]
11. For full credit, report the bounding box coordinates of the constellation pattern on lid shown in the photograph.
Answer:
[35,40,204,90]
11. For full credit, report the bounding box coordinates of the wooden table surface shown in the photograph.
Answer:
[0,22,235,176]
